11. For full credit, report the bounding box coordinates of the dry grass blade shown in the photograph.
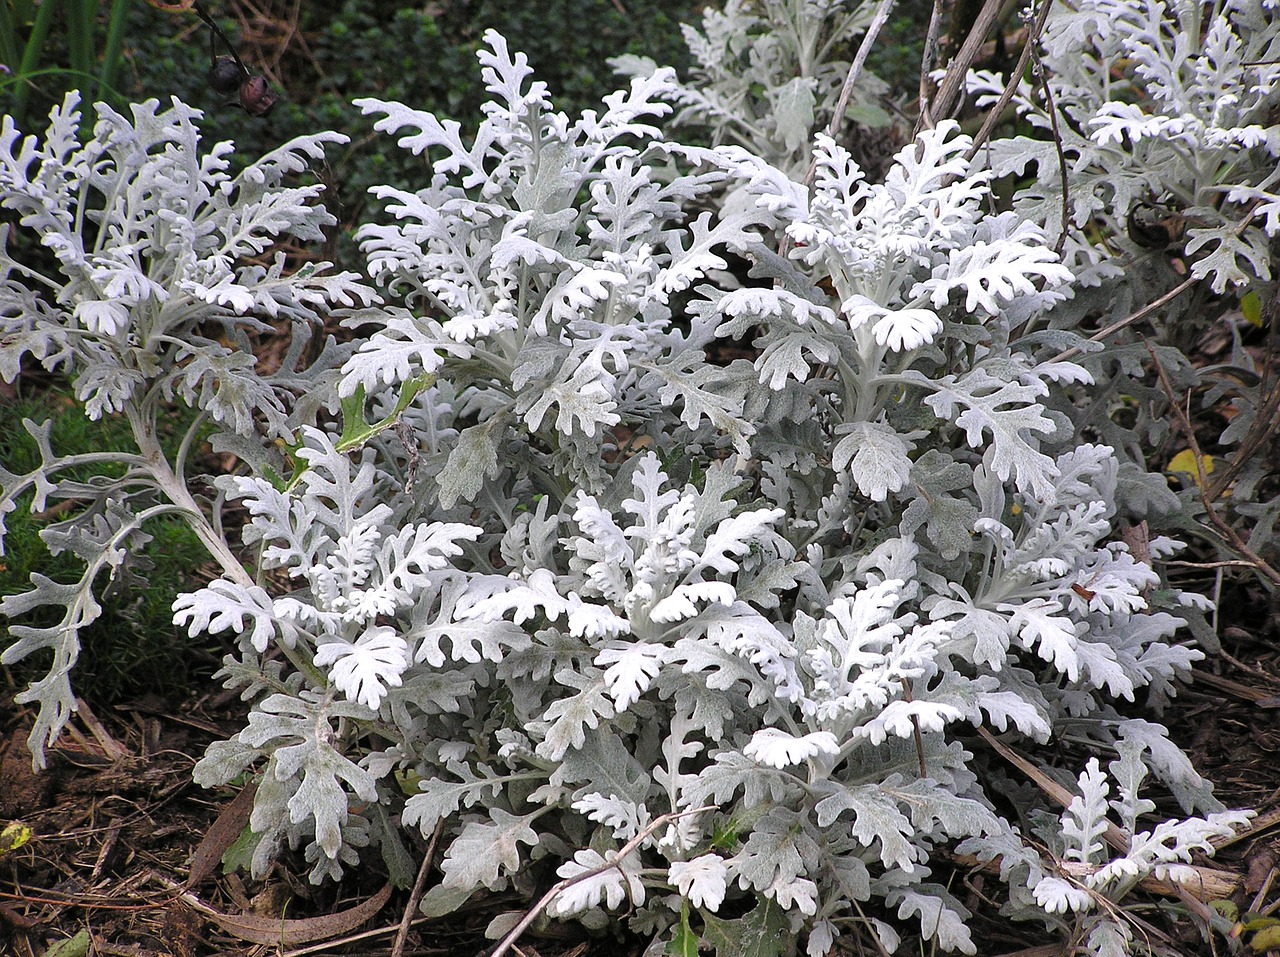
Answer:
[977,727,1129,851]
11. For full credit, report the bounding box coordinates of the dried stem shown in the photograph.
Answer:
[916,0,948,129]
[489,806,716,957]
[781,0,898,260]
[193,0,250,77]
[1050,200,1267,362]
[1145,341,1280,586]
[1048,276,1197,364]
[1029,50,1070,254]
[963,0,1056,162]
[820,0,898,149]
[390,818,446,957]
[900,678,928,778]
[928,0,1008,125]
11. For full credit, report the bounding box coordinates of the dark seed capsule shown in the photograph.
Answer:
[1127,202,1186,248]
[239,75,277,117]
[208,55,243,94]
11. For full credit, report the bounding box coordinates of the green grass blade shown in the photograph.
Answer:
[0,2,22,71]
[67,0,96,78]
[98,0,132,102]
[13,0,64,120]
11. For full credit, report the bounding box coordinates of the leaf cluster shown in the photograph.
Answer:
[0,7,1265,957]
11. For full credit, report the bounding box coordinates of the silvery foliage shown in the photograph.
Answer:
[0,28,1243,957]
[968,0,1280,583]
[612,0,893,178]
[0,93,374,767]
[170,31,1237,953]
[970,0,1279,294]
[1030,741,1249,954]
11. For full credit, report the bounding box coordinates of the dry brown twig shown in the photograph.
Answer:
[1028,51,1071,254]
[1145,340,1280,586]
[390,817,447,957]
[488,805,717,957]
[915,0,948,129]
[818,0,899,156]
[927,0,1008,126]
[1049,198,1270,361]
[1049,276,1198,364]
[961,0,1056,161]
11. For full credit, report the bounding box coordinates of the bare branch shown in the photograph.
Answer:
[1145,341,1280,586]
[963,0,1056,161]
[489,805,718,957]
[928,0,1008,125]
[391,818,447,957]
[1049,276,1198,363]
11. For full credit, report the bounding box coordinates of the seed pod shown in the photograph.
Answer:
[239,75,277,117]
[1127,202,1187,248]
[208,55,243,94]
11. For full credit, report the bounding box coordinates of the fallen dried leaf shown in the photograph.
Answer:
[163,876,392,947]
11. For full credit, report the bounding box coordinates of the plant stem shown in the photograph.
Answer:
[962,0,1056,161]
[489,806,717,957]
[127,407,254,588]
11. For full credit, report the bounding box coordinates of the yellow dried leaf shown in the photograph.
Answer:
[1241,290,1263,328]
[0,821,32,857]
[1166,449,1215,486]
[1249,922,1280,953]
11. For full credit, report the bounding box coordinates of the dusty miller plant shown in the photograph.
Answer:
[969,0,1280,598]
[612,0,894,178]
[0,93,373,765]
[180,31,1238,955]
[970,0,1280,293]
[0,24,1250,957]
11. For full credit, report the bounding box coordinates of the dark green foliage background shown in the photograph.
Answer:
[3,1,703,227]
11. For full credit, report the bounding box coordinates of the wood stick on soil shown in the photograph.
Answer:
[390,818,446,957]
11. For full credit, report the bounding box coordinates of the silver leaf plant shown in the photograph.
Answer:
[2,4,1269,953]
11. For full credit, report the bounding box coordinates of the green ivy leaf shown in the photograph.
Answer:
[336,373,435,454]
